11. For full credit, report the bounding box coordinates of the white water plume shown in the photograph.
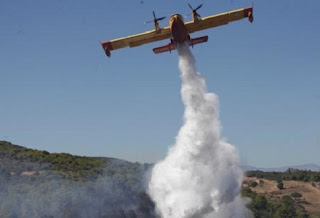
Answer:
[148,45,252,218]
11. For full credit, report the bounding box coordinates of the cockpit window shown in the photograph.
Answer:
[170,14,184,22]
[176,14,184,21]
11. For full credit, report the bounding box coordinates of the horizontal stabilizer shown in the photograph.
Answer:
[188,36,208,47]
[153,42,177,54]
[153,36,208,55]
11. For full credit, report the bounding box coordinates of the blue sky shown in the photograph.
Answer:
[1,0,319,167]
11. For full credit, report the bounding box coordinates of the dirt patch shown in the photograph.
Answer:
[20,171,37,176]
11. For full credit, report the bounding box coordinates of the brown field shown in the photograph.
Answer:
[244,177,320,217]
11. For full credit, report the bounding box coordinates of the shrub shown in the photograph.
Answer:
[277,181,284,190]
[249,181,258,187]
[291,192,302,198]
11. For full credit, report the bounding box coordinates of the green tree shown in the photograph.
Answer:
[277,181,284,190]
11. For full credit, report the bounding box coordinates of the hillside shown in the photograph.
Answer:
[244,177,320,217]
[0,141,155,218]
[1,140,320,217]
[243,170,320,218]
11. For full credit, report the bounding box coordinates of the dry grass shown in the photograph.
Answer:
[244,177,320,217]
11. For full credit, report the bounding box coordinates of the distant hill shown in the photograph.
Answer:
[244,163,320,172]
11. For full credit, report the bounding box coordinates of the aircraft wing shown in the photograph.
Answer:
[185,6,253,34]
[101,27,172,57]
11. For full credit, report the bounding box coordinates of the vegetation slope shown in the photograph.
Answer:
[0,141,155,217]
[1,140,320,217]
[243,170,320,218]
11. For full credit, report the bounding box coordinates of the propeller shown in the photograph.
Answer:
[145,11,166,24]
[188,3,203,18]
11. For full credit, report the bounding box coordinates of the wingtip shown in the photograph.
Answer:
[244,6,254,23]
[101,41,112,58]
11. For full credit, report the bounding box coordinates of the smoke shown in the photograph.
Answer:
[148,45,252,218]
[0,160,155,218]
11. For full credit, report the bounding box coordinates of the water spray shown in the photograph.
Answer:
[148,45,251,218]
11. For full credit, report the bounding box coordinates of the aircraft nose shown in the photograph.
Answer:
[174,15,180,21]
[170,14,179,22]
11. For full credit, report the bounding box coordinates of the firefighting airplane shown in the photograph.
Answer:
[101,4,253,57]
